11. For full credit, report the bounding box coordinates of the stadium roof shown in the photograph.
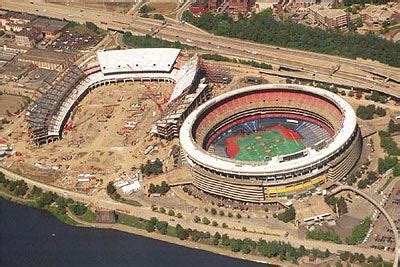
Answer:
[180,84,358,176]
[97,48,180,75]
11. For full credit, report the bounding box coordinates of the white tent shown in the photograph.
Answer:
[121,181,141,195]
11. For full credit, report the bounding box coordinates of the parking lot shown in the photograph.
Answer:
[367,180,399,252]
[51,31,102,51]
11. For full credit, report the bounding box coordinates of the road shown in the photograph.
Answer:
[331,184,399,266]
[0,165,396,262]
[2,1,399,98]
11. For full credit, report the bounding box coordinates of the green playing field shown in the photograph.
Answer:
[234,130,305,162]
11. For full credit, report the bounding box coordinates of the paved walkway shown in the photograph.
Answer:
[1,166,395,262]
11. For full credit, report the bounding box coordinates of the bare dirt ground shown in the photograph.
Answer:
[0,94,27,115]
[147,2,178,14]
[1,82,180,190]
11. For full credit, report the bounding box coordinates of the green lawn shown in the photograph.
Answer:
[77,209,97,223]
[235,130,305,162]
[116,212,147,230]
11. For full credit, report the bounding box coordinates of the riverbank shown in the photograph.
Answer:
[1,198,264,267]
[0,170,393,266]
[0,190,278,266]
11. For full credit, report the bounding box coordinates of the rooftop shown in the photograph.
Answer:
[15,28,43,41]
[294,195,333,223]
[32,17,68,33]
[360,4,398,19]
[309,5,347,19]
[19,49,76,64]
[97,48,181,75]
[0,11,37,22]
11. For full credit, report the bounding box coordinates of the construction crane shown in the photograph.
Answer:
[144,85,164,113]
[198,54,222,88]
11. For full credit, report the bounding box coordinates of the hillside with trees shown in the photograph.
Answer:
[183,10,400,67]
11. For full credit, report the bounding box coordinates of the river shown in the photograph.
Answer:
[1,199,266,267]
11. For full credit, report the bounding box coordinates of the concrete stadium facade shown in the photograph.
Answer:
[180,84,362,202]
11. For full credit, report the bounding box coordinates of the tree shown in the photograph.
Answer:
[357,179,367,189]
[378,156,398,174]
[55,196,67,212]
[159,207,166,213]
[212,221,218,226]
[230,239,242,252]
[168,209,175,216]
[145,220,156,232]
[0,171,5,183]
[277,206,296,223]
[355,18,363,28]
[31,185,43,197]
[337,197,348,216]
[219,210,225,216]
[85,22,100,34]
[70,202,87,216]
[193,215,200,223]
[175,224,189,240]
[346,217,371,245]
[214,232,221,240]
[236,213,242,219]
[324,249,331,258]
[211,208,217,215]
[153,14,164,21]
[388,119,395,133]
[221,234,230,246]
[202,217,210,225]
[106,182,116,195]
[155,221,168,235]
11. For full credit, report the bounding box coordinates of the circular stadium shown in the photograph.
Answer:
[180,84,362,203]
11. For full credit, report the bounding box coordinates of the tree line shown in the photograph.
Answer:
[324,195,348,216]
[306,228,342,244]
[148,181,170,195]
[183,10,400,67]
[346,217,371,245]
[0,173,88,223]
[357,171,379,189]
[276,206,296,223]
[140,158,163,177]
[356,104,386,120]
[202,54,272,70]
[122,32,190,49]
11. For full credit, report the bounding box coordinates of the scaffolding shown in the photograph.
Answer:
[26,65,86,145]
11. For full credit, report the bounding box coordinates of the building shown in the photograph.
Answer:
[18,49,77,70]
[208,0,221,9]
[153,82,212,140]
[227,0,250,13]
[253,0,280,12]
[360,4,400,30]
[189,0,209,13]
[294,0,317,8]
[309,5,349,30]
[27,48,200,145]
[31,18,68,38]
[0,12,37,32]
[14,28,43,47]
[180,84,362,202]
[294,196,335,227]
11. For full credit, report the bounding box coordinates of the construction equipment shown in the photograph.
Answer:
[144,85,164,113]
[198,54,222,88]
